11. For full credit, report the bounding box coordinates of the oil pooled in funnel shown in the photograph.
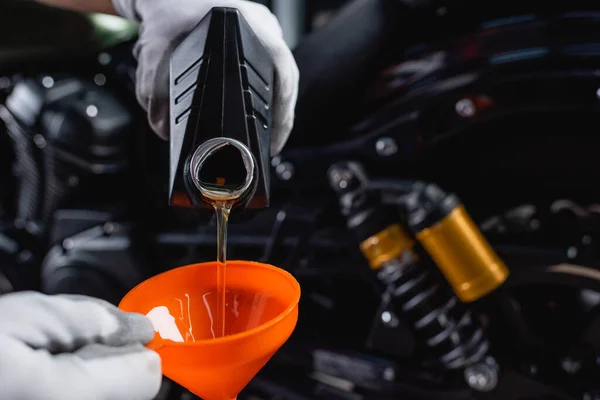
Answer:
[145,287,286,342]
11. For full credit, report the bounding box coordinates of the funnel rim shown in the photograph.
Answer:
[119,260,301,347]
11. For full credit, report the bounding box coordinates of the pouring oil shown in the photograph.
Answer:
[194,140,253,339]
[213,199,232,338]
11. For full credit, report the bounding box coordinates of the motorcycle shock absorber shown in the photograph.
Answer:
[328,161,504,392]
[402,182,509,303]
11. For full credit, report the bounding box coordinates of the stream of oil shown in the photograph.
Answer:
[213,199,232,338]
[197,143,250,339]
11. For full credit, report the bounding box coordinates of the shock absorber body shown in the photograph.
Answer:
[328,161,501,390]
[403,183,509,302]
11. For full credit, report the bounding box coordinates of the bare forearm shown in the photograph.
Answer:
[36,0,118,15]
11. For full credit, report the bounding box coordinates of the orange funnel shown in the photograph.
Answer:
[119,261,300,400]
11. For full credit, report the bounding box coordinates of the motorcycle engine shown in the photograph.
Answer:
[0,75,146,303]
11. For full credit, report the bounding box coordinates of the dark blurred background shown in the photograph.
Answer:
[5,1,600,400]
[0,0,347,62]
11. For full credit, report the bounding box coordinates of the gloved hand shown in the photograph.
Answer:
[112,0,300,156]
[0,291,162,400]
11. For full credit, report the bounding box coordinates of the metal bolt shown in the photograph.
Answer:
[375,137,398,156]
[383,367,396,381]
[33,134,46,149]
[62,239,74,251]
[381,311,391,323]
[381,311,399,328]
[561,357,581,375]
[276,211,286,222]
[455,98,476,118]
[270,156,281,167]
[98,52,112,65]
[86,105,99,118]
[103,222,116,235]
[42,76,54,88]
[68,175,79,187]
[275,161,294,181]
[328,167,353,190]
[94,73,107,86]
[464,362,498,392]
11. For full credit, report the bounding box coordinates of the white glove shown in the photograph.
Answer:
[112,0,299,156]
[0,291,162,400]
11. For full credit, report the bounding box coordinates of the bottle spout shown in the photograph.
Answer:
[185,137,257,207]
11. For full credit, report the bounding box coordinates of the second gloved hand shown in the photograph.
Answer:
[112,0,300,156]
[0,291,162,400]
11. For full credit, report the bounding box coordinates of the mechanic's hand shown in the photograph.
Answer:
[112,0,299,156]
[0,291,161,400]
